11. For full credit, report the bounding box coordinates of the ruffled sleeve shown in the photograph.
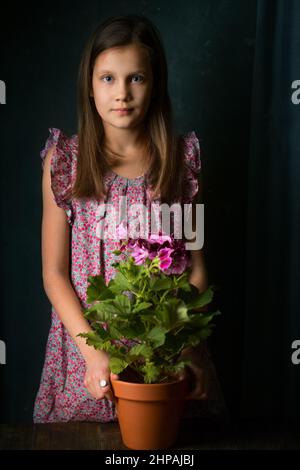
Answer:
[40,127,76,226]
[181,130,202,204]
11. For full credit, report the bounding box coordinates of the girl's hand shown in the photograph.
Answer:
[178,343,209,400]
[83,350,119,401]
[188,267,208,295]
[179,364,208,400]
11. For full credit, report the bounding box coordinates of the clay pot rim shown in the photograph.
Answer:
[110,376,187,387]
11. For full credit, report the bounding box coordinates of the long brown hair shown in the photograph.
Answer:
[71,14,186,204]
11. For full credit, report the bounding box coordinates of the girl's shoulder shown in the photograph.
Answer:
[40,127,78,226]
[40,127,78,170]
[180,130,201,174]
[179,130,202,203]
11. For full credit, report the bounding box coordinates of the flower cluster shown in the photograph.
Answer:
[117,223,192,275]
[78,223,220,384]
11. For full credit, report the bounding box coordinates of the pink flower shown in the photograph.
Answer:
[158,247,174,270]
[131,245,150,265]
[148,233,172,244]
[123,229,191,275]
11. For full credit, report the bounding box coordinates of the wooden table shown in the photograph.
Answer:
[1,417,299,450]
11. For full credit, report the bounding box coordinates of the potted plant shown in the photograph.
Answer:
[78,229,220,450]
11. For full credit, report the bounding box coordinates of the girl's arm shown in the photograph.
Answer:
[180,193,210,398]
[41,147,118,400]
[188,248,209,294]
[185,199,209,296]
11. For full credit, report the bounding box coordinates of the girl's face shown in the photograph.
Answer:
[91,44,153,132]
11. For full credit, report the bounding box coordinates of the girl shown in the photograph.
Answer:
[33,14,225,423]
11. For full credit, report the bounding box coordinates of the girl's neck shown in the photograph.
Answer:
[103,124,147,157]
[108,150,150,179]
[103,125,151,179]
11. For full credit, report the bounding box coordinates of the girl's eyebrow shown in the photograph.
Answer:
[96,69,147,75]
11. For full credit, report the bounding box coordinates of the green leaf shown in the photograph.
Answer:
[151,277,173,291]
[176,304,189,322]
[112,249,123,256]
[77,331,106,350]
[113,294,132,315]
[90,324,110,340]
[159,299,189,329]
[96,340,113,352]
[162,359,190,379]
[156,305,171,326]
[164,332,189,354]
[129,343,153,359]
[176,285,198,304]
[189,313,215,327]
[147,326,167,348]
[175,273,192,292]
[109,325,124,340]
[186,326,214,345]
[83,308,100,321]
[121,324,146,339]
[85,301,120,322]
[108,272,132,294]
[86,275,113,302]
[109,357,129,375]
[126,260,144,282]
[186,286,214,309]
[132,302,153,313]
[141,361,161,383]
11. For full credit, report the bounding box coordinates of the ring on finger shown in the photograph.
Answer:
[100,379,108,388]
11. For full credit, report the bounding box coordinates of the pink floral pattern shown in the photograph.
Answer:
[33,127,201,423]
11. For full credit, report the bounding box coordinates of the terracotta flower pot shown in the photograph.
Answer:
[111,375,190,450]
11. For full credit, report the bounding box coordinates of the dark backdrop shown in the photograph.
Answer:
[241,0,300,423]
[1,1,257,423]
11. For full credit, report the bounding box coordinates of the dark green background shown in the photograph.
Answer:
[0,0,259,423]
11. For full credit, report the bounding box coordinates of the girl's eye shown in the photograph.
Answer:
[131,74,144,83]
[102,75,113,83]
[101,75,144,83]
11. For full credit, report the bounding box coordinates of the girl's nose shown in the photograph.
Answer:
[116,80,132,100]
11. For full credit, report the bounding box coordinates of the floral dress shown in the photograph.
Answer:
[33,127,225,423]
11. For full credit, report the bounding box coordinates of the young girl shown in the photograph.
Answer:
[33,14,225,423]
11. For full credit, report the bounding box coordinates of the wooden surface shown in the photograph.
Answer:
[1,418,300,450]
